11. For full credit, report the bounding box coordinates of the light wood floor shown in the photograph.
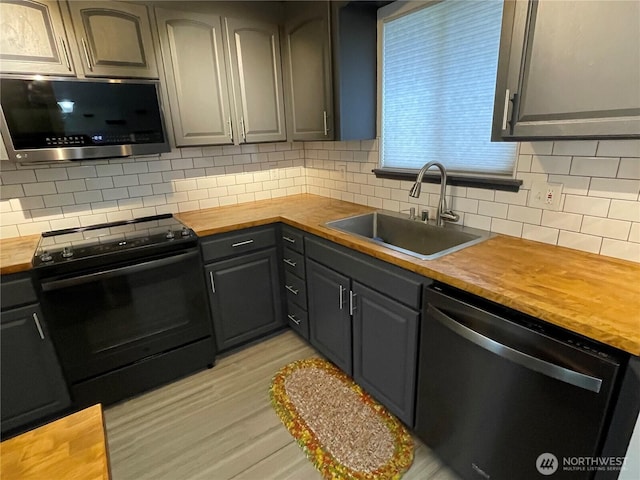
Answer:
[104,330,460,480]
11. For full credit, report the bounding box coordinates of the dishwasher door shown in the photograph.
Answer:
[415,287,623,480]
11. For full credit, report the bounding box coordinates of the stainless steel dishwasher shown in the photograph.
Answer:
[415,284,625,480]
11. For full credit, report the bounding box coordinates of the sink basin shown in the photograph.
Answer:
[325,210,490,260]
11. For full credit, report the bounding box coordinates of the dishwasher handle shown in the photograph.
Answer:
[429,304,603,393]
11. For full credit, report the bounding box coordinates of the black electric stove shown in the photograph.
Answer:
[32,214,197,274]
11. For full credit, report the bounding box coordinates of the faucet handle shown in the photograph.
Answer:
[401,207,417,220]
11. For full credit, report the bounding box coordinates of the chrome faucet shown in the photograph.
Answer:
[409,161,459,227]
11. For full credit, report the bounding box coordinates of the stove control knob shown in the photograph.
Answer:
[181,227,191,237]
[39,250,53,262]
[165,229,175,239]
[61,247,74,258]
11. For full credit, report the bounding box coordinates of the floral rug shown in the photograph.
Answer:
[269,358,414,479]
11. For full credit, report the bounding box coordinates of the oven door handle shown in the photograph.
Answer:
[40,250,198,292]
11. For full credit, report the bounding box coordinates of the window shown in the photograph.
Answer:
[379,0,517,179]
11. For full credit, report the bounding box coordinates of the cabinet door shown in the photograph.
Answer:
[68,1,157,78]
[494,0,640,139]
[282,2,333,141]
[206,248,283,352]
[307,259,352,374]
[225,17,286,143]
[0,0,75,75]
[155,8,233,146]
[352,282,419,426]
[1,304,70,435]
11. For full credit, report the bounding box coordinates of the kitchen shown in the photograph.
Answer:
[0,0,639,479]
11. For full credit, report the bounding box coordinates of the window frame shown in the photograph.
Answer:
[375,0,522,192]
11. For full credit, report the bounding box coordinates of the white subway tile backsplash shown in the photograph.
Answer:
[531,155,571,175]
[478,200,508,219]
[600,238,640,262]
[0,225,19,237]
[113,175,140,188]
[608,199,640,222]
[552,141,598,157]
[66,166,97,179]
[96,164,124,177]
[597,140,640,158]
[517,155,532,172]
[588,178,639,201]
[557,231,602,254]
[35,168,68,182]
[541,210,583,232]
[18,221,52,236]
[522,224,559,245]
[74,190,103,204]
[172,158,194,170]
[570,157,619,178]
[507,205,542,224]
[123,162,149,175]
[618,158,640,180]
[10,196,44,211]
[1,184,25,199]
[563,195,610,217]
[43,193,76,208]
[547,175,590,195]
[495,189,528,206]
[102,188,129,201]
[148,160,172,172]
[55,179,86,193]
[138,173,163,185]
[520,141,553,155]
[464,213,491,231]
[491,218,523,237]
[85,178,114,190]
[581,216,631,240]
[629,223,640,243]
[79,213,108,227]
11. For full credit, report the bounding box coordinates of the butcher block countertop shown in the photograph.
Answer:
[1,194,638,355]
[0,404,110,480]
[0,234,39,275]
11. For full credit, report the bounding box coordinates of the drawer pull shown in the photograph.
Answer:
[285,285,299,295]
[283,258,297,267]
[209,271,216,293]
[33,313,45,340]
[283,236,296,244]
[231,239,254,248]
[288,314,301,325]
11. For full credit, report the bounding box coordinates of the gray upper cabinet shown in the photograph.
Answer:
[0,0,76,75]
[493,0,640,140]
[225,17,286,143]
[155,8,233,146]
[282,1,333,141]
[67,1,158,78]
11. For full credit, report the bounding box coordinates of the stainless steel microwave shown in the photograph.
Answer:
[0,76,170,163]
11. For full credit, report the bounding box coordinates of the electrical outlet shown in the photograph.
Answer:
[529,182,563,210]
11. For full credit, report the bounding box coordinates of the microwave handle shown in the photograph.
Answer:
[41,250,198,292]
[429,304,603,393]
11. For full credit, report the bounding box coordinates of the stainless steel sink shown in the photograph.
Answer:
[325,210,491,260]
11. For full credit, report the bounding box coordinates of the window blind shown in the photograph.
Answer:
[380,0,516,176]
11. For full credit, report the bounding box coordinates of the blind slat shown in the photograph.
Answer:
[381,0,516,176]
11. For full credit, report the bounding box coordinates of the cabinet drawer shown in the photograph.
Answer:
[1,275,37,311]
[201,226,276,262]
[284,271,307,309]
[281,226,304,254]
[286,301,309,340]
[283,248,305,278]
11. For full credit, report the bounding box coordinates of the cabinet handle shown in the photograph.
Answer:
[59,37,72,71]
[282,236,296,244]
[227,117,233,142]
[349,291,357,316]
[240,117,247,143]
[231,239,254,247]
[81,38,93,71]
[339,284,345,310]
[323,110,329,136]
[283,258,297,267]
[287,314,301,325]
[285,284,299,295]
[209,271,216,293]
[501,88,510,131]
[32,312,45,340]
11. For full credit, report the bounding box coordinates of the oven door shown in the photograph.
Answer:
[38,248,212,383]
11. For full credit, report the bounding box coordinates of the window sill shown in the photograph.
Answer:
[372,168,522,192]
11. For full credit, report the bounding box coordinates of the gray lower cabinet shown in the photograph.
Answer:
[307,259,352,374]
[352,282,419,427]
[305,235,426,425]
[202,226,284,352]
[1,275,70,436]
[493,0,640,139]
